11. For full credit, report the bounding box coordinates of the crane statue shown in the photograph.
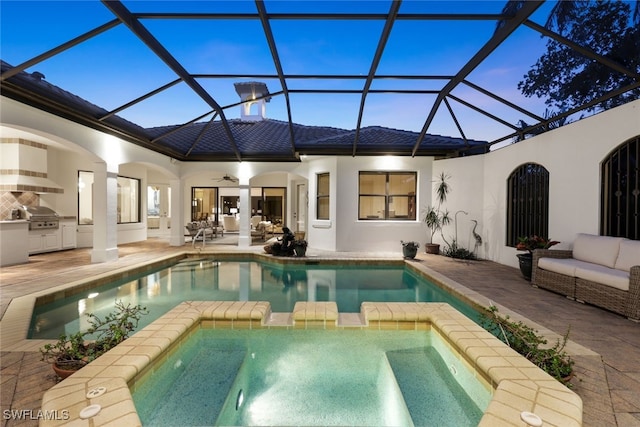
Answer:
[471,219,482,254]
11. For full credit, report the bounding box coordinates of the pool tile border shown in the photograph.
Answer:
[40,301,582,427]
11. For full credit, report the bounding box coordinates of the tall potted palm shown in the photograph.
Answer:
[423,172,451,254]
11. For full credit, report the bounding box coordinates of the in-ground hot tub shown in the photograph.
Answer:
[131,328,491,426]
[39,301,583,427]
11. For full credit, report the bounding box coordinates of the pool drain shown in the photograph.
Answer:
[520,411,543,427]
[79,404,101,419]
[86,387,107,398]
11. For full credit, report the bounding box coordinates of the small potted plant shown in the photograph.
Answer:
[422,172,451,254]
[41,301,148,378]
[516,235,560,280]
[293,239,308,257]
[401,240,420,259]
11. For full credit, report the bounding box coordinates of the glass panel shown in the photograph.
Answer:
[359,173,386,194]
[389,173,415,194]
[78,171,94,225]
[263,188,286,224]
[192,187,218,221]
[359,196,385,219]
[147,186,160,216]
[317,173,329,196]
[317,198,330,220]
[117,176,140,223]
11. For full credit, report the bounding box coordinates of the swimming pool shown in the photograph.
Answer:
[131,329,491,426]
[28,257,480,339]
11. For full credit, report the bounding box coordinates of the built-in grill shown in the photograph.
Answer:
[22,206,60,230]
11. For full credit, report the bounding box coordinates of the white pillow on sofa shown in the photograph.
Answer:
[572,233,625,268]
[614,239,640,272]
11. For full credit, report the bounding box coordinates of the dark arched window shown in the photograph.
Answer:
[601,136,640,240]
[506,163,550,247]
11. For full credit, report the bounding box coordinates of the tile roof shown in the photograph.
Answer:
[2,60,486,161]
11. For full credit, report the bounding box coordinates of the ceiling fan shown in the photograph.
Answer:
[215,174,239,183]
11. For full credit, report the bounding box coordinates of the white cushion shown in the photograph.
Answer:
[614,239,640,272]
[572,233,625,268]
[575,263,630,291]
[538,257,587,277]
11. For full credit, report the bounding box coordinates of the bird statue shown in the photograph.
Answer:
[471,219,482,254]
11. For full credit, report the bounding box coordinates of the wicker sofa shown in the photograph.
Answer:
[532,233,640,320]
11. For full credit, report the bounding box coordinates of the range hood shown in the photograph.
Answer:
[0,138,64,194]
[0,173,64,194]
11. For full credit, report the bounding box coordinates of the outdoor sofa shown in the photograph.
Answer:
[532,233,640,320]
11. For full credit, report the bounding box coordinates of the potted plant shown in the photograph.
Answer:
[480,306,574,385]
[293,239,308,257]
[401,240,420,259]
[516,235,560,280]
[41,301,148,379]
[422,172,451,254]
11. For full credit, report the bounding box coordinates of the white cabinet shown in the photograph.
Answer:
[0,221,29,266]
[61,220,77,249]
[28,229,61,254]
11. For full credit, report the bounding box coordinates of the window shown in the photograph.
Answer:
[78,171,93,225]
[117,176,140,223]
[601,136,639,240]
[263,187,286,224]
[358,172,416,220]
[317,173,330,220]
[192,187,218,221]
[506,163,550,247]
[77,171,141,224]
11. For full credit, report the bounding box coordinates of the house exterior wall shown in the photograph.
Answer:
[436,99,640,268]
[334,156,433,253]
[1,95,638,267]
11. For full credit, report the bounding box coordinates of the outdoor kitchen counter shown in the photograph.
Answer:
[0,220,29,266]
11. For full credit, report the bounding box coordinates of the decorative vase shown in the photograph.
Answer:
[294,245,307,257]
[424,243,440,254]
[517,253,533,281]
[402,245,418,259]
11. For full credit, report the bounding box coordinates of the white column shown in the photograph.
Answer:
[169,179,185,246]
[237,184,251,248]
[91,162,119,263]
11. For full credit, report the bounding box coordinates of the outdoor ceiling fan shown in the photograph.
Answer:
[215,174,239,183]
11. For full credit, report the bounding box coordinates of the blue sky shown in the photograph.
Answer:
[1,1,572,143]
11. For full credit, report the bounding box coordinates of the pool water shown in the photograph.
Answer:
[131,329,490,426]
[28,258,479,339]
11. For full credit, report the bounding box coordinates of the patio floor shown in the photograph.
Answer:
[1,237,639,427]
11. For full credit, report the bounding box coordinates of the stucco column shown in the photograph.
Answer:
[169,179,185,246]
[237,184,251,247]
[91,162,119,263]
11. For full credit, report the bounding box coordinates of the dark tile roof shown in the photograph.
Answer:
[2,60,487,160]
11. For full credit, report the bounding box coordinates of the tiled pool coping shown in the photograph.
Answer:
[40,301,582,427]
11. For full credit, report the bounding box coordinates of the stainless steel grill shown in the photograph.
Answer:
[22,206,60,230]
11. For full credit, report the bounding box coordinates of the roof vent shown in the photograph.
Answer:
[234,82,270,122]
[31,71,45,81]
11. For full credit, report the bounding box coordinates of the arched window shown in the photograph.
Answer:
[601,136,640,240]
[506,163,550,247]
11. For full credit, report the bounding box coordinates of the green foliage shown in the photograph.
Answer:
[518,0,640,114]
[41,301,149,372]
[423,172,452,243]
[443,240,476,260]
[480,306,574,385]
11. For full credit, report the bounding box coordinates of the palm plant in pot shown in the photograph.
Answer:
[422,172,451,254]
[41,301,148,378]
